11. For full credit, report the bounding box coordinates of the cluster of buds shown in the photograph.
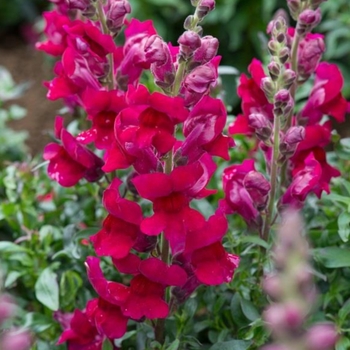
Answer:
[37,0,239,347]
[261,210,338,350]
[0,280,31,350]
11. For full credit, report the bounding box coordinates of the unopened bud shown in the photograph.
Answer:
[274,89,293,114]
[193,35,219,64]
[183,64,217,94]
[184,15,195,30]
[178,31,201,59]
[144,35,168,65]
[282,69,297,89]
[310,0,327,9]
[297,8,322,36]
[268,40,279,56]
[305,324,338,350]
[248,113,273,141]
[298,35,325,78]
[67,0,91,10]
[0,295,16,323]
[1,330,31,350]
[287,0,301,20]
[278,47,290,64]
[268,61,281,81]
[106,0,131,33]
[263,274,282,299]
[196,0,215,19]
[261,77,276,101]
[280,126,305,157]
[244,171,271,210]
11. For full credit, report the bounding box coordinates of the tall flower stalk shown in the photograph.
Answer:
[37,0,239,347]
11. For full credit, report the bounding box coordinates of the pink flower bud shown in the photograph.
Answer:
[261,77,276,101]
[264,303,305,333]
[248,113,273,141]
[298,34,325,78]
[278,47,290,64]
[280,126,305,157]
[178,30,201,59]
[1,330,31,350]
[263,274,282,299]
[282,69,296,89]
[106,0,131,33]
[183,64,217,94]
[197,0,215,19]
[297,8,322,36]
[144,35,169,65]
[0,295,16,323]
[193,36,219,64]
[67,0,91,10]
[275,89,291,108]
[244,171,271,210]
[305,324,338,350]
[268,61,281,81]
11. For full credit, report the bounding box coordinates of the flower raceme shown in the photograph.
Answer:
[38,0,240,347]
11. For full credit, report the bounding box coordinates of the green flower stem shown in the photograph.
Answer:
[96,0,115,90]
[262,112,281,241]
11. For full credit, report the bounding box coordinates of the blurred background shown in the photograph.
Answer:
[0,0,349,154]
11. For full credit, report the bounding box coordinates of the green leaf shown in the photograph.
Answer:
[336,337,350,350]
[240,236,269,249]
[0,241,31,254]
[338,212,350,242]
[209,340,251,350]
[313,247,350,268]
[102,340,114,350]
[35,267,59,311]
[60,270,83,307]
[240,298,260,322]
[339,298,350,324]
[166,339,180,350]
[4,271,22,288]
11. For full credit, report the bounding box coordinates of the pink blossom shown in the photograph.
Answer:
[181,95,233,161]
[77,88,127,150]
[301,62,348,124]
[43,117,104,187]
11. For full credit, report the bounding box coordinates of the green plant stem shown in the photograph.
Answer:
[96,0,115,90]
[172,61,186,96]
[262,113,281,241]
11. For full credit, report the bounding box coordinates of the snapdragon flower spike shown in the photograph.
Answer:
[132,154,216,254]
[43,117,104,187]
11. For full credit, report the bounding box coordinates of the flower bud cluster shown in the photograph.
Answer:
[37,0,239,347]
[261,210,338,350]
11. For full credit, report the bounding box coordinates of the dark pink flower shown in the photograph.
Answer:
[181,95,234,161]
[43,117,104,187]
[121,274,168,320]
[219,159,262,223]
[132,155,216,253]
[139,258,187,286]
[192,35,219,65]
[106,0,131,33]
[77,88,127,150]
[35,11,74,56]
[57,299,104,350]
[301,62,348,124]
[191,242,239,285]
